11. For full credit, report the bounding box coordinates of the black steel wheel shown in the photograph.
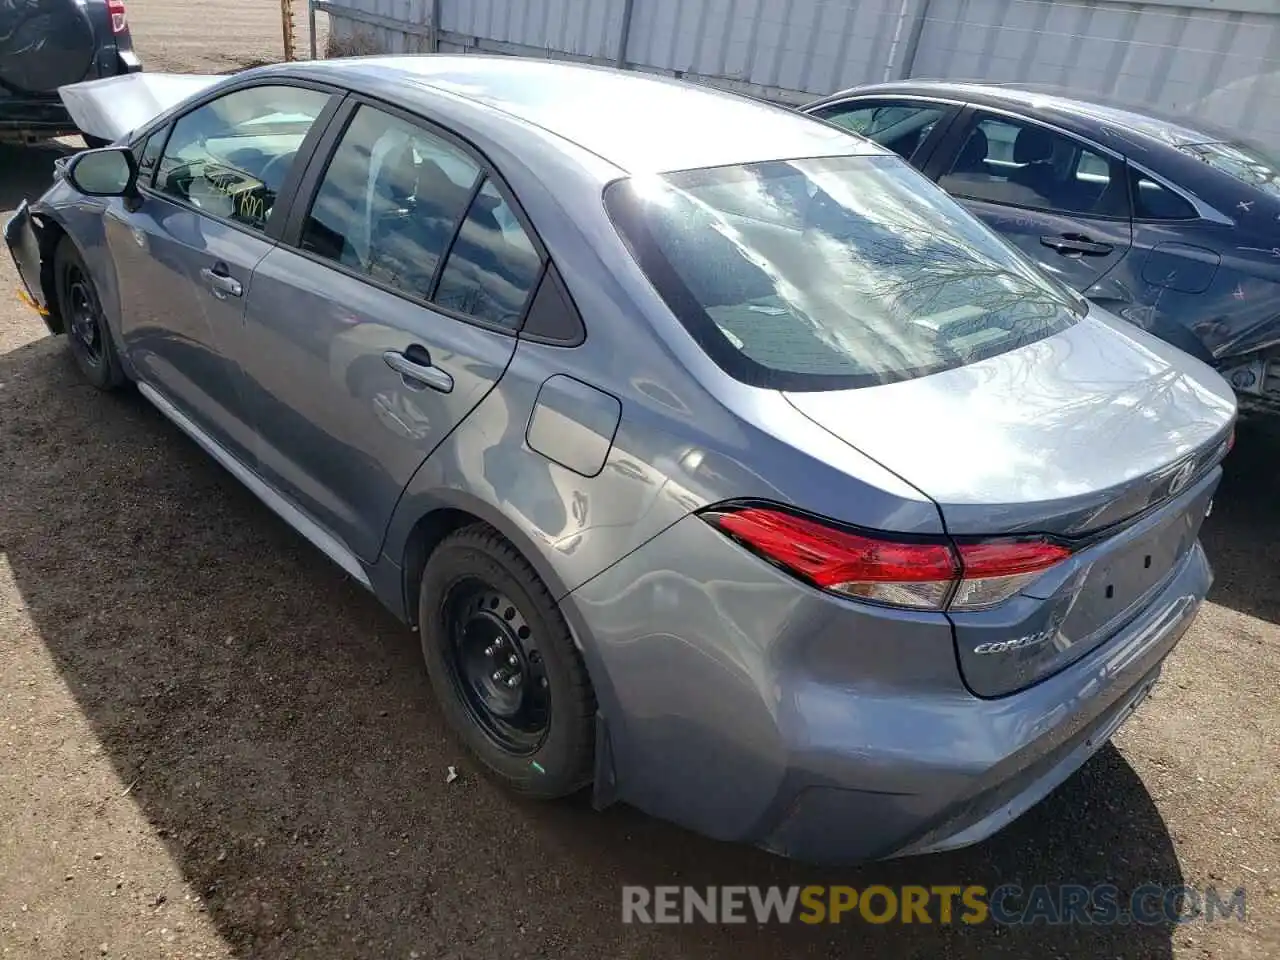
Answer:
[419,524,596,798]
[443,580,551,756]
[54,236,125,390]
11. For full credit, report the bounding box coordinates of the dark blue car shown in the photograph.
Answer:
[803,81,1280,418]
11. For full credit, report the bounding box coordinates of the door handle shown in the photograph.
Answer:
[1040,233,1113,257]
[199,265,242,299]
[383,347,454,393]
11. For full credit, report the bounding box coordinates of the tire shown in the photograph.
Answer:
[54,236,126,391]
[418,524,596,798]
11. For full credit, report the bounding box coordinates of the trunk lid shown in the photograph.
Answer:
[785,305,1235,696]
[57,72,221,143]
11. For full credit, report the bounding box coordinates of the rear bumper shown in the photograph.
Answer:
[566,513,1211,864]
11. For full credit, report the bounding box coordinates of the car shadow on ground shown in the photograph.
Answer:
[1199,421,1280,625]
[0,335,1206,959]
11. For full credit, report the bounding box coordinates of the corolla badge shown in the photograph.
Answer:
[974,627,1056,656]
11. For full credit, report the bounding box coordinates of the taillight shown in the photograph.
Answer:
[108,0,128,33]
[701,505,1070,612]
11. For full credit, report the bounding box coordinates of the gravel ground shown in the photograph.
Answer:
[1,3,1278,957]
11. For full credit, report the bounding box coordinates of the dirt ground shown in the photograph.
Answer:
[1,2,1279,957]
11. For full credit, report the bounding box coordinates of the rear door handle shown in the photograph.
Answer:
[383,347,454,393]
[1040,233,1113,257]
[199,265,242,299]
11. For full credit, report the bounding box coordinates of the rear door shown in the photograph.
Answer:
[235,100,544,562]
[925,109,1133,294]
[106,82,338,463]
[804,96,959,168]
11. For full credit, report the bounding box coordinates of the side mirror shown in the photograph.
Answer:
[65,147,138,198]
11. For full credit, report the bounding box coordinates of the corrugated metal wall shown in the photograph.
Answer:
[314,0,1280,148]
[914,0,1280,151]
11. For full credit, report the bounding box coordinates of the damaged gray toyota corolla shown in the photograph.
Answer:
[5,56,1236,863]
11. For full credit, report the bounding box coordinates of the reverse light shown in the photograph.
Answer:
[701,505,1071,612]
[108,0,128,33]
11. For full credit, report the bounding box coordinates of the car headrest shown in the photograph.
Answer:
[1013,126,1055,164]
[955,127,989,171]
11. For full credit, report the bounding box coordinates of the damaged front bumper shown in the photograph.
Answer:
[5,201,56,331]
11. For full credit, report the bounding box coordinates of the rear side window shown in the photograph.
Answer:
[433,179,543,329]
[1131,170,1197,220]
[299,104,481,299]
[605,155,1082,391]
[154,84,331,233]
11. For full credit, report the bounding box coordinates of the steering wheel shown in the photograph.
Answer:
[257,152,298,197]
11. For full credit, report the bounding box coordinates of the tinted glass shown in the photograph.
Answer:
[1132,172,1197,220]
[133,127,167,187]
[155,85,330,232]
[606,155,1082,391]
[939,116,1128,218]
[434,179,542,329]
[815,102,946,161]
[300,105,481,299]
[1179,140,1280,199]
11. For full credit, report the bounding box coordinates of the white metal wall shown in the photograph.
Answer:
[315,0,1280,147]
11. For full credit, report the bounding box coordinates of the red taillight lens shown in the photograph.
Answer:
[702,505,1070,611]
[108,0,127,33]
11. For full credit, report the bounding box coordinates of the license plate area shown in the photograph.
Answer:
[1064,479,1215,641]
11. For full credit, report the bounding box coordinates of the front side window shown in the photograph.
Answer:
[154,85,330,233]
[606,155,1082,391]
[813,102,947,162]
[299,105,481,300]
[939,115,1128,219]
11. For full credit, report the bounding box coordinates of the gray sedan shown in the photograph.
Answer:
[5,56,1236,863]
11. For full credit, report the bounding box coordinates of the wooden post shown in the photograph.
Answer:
[280,0,297,62]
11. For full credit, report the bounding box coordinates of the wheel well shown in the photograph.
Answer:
[401,508,482,627]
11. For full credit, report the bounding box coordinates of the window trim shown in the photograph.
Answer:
[278,92,552,337]
[937,108,1133,222]
[132,78,346,243]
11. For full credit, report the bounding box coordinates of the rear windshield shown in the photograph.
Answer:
[605,155,1083,391]
[1179,141,1280,200]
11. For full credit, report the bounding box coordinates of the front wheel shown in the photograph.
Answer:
[418,524,596,798]
[54,236,126,390]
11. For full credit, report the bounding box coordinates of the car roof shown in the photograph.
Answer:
[277,55,881,175]
[824,79,1245,150]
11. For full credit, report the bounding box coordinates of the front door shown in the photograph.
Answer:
[237,102,544,561]
[104,83,335,460]
[929,111,1133,294]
